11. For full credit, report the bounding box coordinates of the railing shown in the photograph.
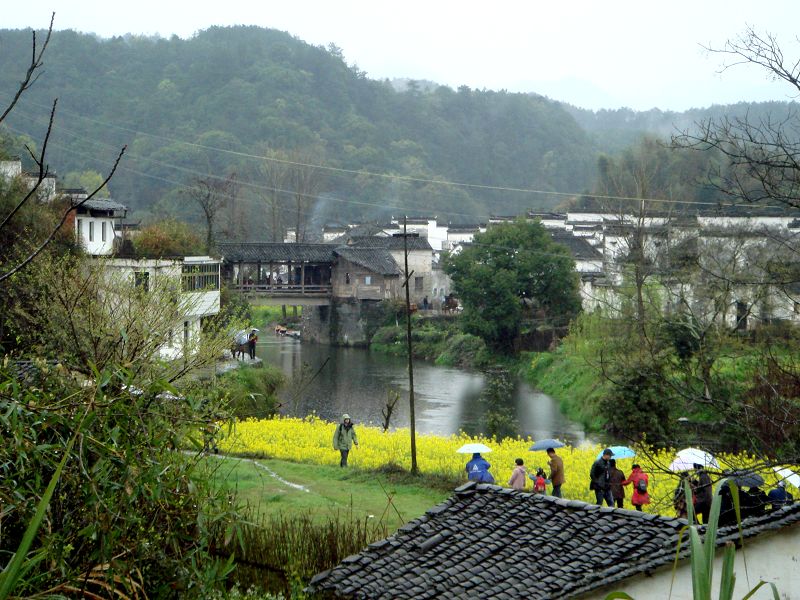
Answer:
[233,283,332,295]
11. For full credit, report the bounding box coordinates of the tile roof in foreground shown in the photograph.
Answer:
[307,482,800,600]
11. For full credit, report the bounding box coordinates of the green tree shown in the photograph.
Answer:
[61,170,110,197]
[444,219,582,353]
[133,218,205,257]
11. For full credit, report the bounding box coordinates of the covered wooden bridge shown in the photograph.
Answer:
[217,242,335,306]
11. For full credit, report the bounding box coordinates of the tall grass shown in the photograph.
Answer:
[213,509,387,596]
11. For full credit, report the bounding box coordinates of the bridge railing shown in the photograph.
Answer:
[233,283,332,295]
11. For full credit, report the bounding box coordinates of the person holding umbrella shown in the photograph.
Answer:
[691,463,713,524]
[466,452,495,484]
[589,448,614,506]
[547,447,564,498]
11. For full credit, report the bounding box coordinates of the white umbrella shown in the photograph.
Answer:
[669,457,697,472]
[773,467,800,488]
[234,329,249,345]
[675,447,720,469]
[457,443,492,454]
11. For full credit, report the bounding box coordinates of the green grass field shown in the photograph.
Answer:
[208,455,450,530]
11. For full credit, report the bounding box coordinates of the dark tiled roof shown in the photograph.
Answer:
[347,235,433,252]
[551,233,603,261]
[330,224,393,244]
[334,247,401,276]
[307,483,800,600]
[218,243,337,263]
[74,198,128,212]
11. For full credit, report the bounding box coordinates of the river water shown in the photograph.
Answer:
[256,336,591,445]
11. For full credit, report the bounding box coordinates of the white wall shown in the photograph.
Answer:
[585,525,800,600]
[76,215,117,255]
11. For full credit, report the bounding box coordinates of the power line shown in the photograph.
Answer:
[5,93,786,211]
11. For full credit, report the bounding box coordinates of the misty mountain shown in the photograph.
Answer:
[0,25,796,237]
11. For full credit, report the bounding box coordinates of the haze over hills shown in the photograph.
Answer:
[0,25,797,238]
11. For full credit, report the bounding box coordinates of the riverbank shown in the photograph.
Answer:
[519,349,608,431]
[370,317,490,369]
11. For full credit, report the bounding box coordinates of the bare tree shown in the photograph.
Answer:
[0,15,125,283]
[187,173,237,253]
[286,149,326,243]
[257,148,290,242]
[675,27,800,210]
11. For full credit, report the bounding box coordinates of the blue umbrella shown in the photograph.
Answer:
[597,446,636,460]
[529,438,566,452]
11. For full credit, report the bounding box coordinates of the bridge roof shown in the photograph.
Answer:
[218,242,335,263]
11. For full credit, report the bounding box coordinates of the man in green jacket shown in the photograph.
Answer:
[333,414,358,467]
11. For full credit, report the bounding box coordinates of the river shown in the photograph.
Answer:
[256,335,591,445]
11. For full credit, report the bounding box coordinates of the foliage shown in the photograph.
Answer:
[132,218,205,257]
[0,27,598,226]
[61,170,110,197]
[0,361,241,597]
[597,359,678,444]
[215,365,286,419]
[214,510,387,597]
[676,479,777,600]
[435,333,488,368]
[444,219,582,353]
[4,252,238,383]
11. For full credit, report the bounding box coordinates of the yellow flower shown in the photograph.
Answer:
[218,417,785,515]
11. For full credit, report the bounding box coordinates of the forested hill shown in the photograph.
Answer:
[0,25,596,230]
[563,101,800,154]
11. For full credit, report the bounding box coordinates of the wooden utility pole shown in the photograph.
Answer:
[402,216,419,474]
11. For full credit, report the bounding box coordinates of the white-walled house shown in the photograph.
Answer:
[103,256,221,360]
[71,192,128,256]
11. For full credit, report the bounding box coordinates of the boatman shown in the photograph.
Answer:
[333,414,358,467]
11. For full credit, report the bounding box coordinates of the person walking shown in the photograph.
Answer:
[332,414,358,467]
[508,458,527,490]
[466,452,494,483]
[623,464,650,511]
[590,448,614,506]
[691,464,713,524]
[247,329,258,360]
[673,472,690,519]
[768,480,795,509]
[530,467,547,493]
[547,447,565,498]
[608,459,626,508]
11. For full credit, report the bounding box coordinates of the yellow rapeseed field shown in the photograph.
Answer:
[218,416,791,515]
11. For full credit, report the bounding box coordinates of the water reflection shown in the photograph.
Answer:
[256,336,590,446]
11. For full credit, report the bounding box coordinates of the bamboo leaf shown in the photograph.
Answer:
[689,527,710,599]
[0,428,78,598]
[717,542,735,600]
[741,581,780,600]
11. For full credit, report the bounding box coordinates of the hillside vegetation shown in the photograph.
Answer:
[0,26,595,228]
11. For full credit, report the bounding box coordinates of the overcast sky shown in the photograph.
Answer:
[7,1,800,111]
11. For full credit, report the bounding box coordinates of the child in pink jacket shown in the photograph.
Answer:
[508,458,527,490]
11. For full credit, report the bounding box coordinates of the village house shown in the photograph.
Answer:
[0,159,224,363]
[307,482,800,599]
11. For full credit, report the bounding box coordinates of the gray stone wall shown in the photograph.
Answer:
[302,299,381,346]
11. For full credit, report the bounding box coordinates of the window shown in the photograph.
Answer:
[364,275,372,285]
[181,263,220,292]
[101,221,107,242]
[345,272,351,285]
[88,221,94,242]
[415,276,423,292]
[76,219,83,239]
[134,271,149,292]
[183,321,190,346]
